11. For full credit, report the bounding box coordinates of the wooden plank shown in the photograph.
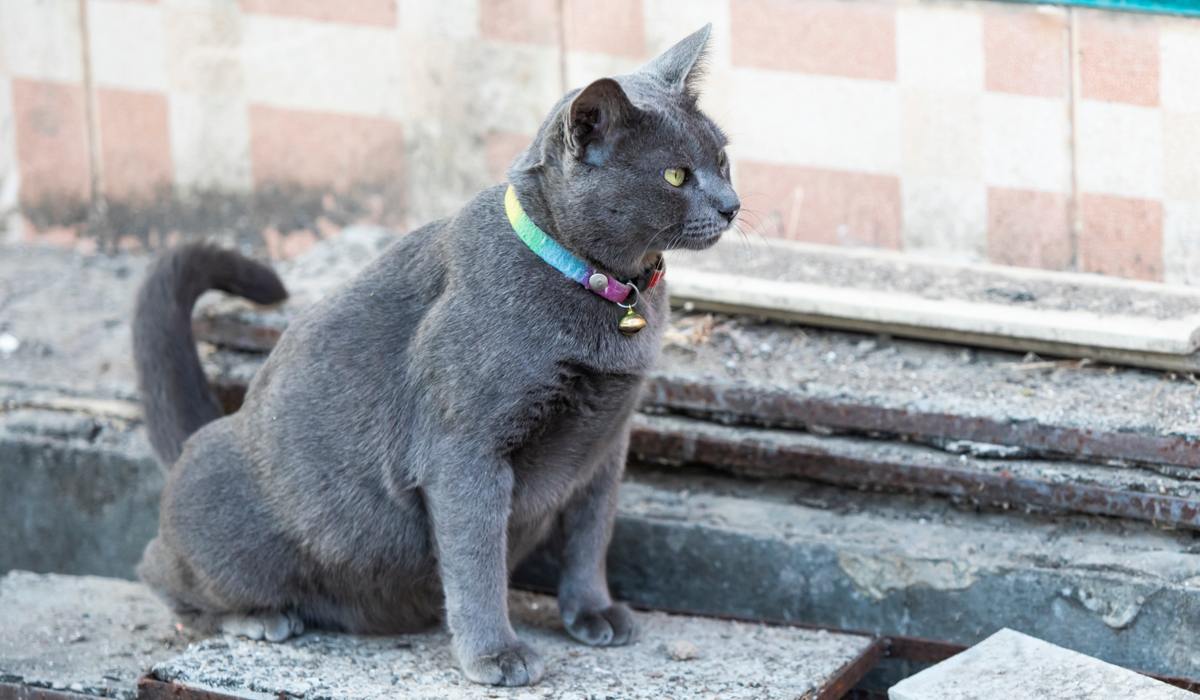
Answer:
[667,239,1200,368]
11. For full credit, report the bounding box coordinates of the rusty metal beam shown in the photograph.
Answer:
[642,376,1200,471]
[136,678,246,700]
[629,414,1200,531]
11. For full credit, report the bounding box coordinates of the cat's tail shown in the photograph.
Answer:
[133,244,287,465]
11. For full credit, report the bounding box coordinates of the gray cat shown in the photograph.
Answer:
[133,25,738,687]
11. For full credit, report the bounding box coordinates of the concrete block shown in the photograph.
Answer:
[889,628,1193,699]
[0,572,875,699]
[153,591,874,698]
[0,571,189,699]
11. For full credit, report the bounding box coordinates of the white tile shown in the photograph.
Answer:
[901,88,981,179]
[642,0,735,127]
[168,91,252,192]
[901,175,987,260]
[1076,99,1163,199]
[643,0,731,67]
[896,4,983,92]
[1164,201,1200,286]
[1164,112,1200,201]
[981,92,1071,192]
[397,38,560,135]
[397,0,476,38]
[564,50,642,90]
[2,0,84,82]
[1161,21,1200,112]
[241,15,405,118]
[163,1,244,96]
[730,68,900,174]
[87,0,167,91]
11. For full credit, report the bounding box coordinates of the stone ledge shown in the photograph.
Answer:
[0,572,875,700]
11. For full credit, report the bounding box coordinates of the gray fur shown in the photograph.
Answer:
[133,26,737,687]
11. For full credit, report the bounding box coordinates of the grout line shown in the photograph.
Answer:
[77,0,106,240]
[1067,7,1083,272]
[555,0,567,94]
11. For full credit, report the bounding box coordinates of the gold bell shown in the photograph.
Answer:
[618,307,647,335]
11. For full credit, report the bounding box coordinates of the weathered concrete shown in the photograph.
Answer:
[152,591,873,699]
[629,413,1200,530]
[187,235,1200,470]
[4,386,1200,680]
[0,387,160,579]
[0,572,875,700]
[0,571,194,699]
[888,629,1193,699]
[518,470,1200,679]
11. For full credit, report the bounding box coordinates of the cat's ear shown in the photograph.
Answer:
[564,77,636,161]
[642,24,711,96]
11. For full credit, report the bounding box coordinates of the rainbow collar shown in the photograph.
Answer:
[504,185,664,307]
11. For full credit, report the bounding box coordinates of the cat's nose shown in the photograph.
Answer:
[719,203,740,223]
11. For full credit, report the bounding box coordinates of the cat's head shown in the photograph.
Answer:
[510,25,739,278]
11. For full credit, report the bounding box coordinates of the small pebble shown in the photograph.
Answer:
[663,639,701,661]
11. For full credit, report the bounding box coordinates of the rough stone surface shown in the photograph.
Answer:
[0,388,160,579]
[888,629,1194,699]
[0,571,197,699]
[519,470,1200,679]
[152,591,872,699]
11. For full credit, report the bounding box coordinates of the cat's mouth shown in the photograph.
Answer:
[669,222,727,250]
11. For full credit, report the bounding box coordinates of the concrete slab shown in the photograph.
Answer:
[888,629,1193,699]
[151,591,874,700]
[519,470,1200,680]
[0,388,161,579]
[0,571,195,699]
[191,243,1200,470]
[0,571,875,700]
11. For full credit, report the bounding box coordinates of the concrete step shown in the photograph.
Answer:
[203,348,1200,530]
[629,413,1200,531]
[4,387,1199,682]
[888,628,1193,699]
[188,232,1200,471]
[0,571,877,700]
[518,469,1200,681]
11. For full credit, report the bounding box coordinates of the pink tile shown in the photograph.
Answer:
[1078,11,1159,106]
[1079,193,1163,281]
[737,160,902,249]
[249,105,405,193]
[11,79,91,206]
[480,0,559,46]
[986,187,1073,270]
[563,0,644,58]
[983,5,1069,97]
[238,0,396,27]
[485,131,532,183]
[731,0,895,81]
[97,88,172,201]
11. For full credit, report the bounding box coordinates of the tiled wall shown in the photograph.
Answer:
[1,0,1198,285]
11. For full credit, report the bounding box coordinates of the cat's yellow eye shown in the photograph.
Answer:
[664,168,687,187]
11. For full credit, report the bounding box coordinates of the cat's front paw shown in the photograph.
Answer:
[458,640,545,686]
[563,603,637,647]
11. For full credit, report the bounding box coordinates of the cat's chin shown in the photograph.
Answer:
[670,230,725,251]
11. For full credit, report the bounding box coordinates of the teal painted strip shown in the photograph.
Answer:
[1001,0,1200,18]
